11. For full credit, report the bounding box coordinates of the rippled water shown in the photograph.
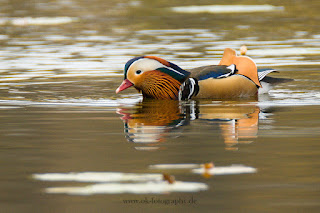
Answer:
[0,0,320,212]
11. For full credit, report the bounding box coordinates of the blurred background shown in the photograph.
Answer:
[0,0,319,212]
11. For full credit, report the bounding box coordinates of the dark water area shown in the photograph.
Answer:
[0,0,320,212]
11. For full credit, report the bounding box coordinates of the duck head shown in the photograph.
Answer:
[116,56,190,99]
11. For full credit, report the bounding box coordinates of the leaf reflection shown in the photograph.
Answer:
[117,100,261,150]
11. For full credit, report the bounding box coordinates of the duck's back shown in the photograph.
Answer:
[188,65,232,80]
[184,64,258,99]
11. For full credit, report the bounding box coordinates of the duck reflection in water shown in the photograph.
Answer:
[196,104,260,151]
[116,100,184,150]
[116,100,261,151]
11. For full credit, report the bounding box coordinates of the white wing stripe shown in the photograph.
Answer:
[164,65,185,76]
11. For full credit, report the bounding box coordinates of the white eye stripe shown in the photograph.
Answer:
[128,58,163,72]
[128,58,185,76]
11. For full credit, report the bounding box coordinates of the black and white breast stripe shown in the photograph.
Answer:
[178,78,199,101]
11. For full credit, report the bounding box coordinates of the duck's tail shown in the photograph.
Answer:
[258,68,294,94]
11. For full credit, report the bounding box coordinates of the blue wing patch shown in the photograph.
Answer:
[198,65,237,80]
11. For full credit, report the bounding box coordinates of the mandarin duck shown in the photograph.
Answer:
[116,48,291,100]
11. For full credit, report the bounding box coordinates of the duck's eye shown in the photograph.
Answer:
[136,70,142,75]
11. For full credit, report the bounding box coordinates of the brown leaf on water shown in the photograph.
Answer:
[162,173,175,184]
